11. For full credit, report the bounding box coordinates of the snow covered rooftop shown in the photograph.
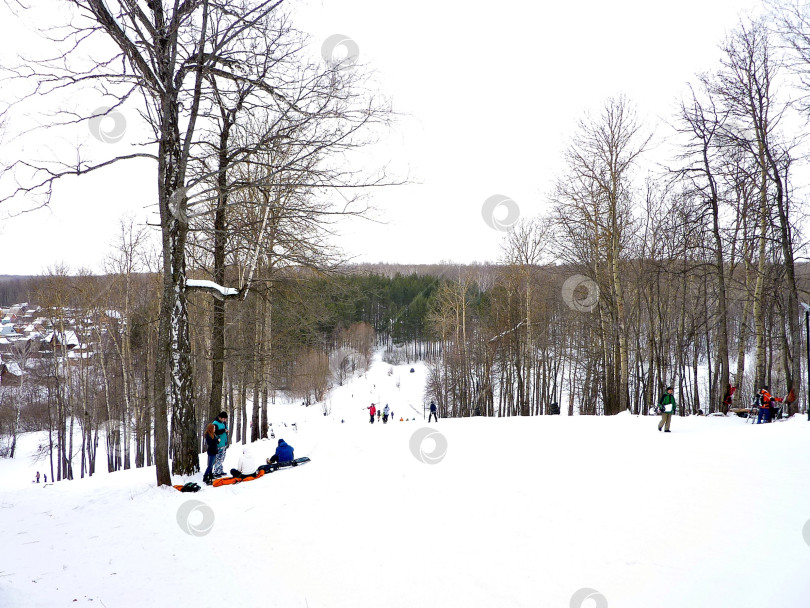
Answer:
[3,360,22,376]
[44,330,81,348]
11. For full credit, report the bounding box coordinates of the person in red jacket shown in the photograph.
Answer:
[722,385,736,410]
[757,386,782,424]
[368,403,376,424]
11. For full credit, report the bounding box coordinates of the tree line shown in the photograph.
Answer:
[426,10,810,420]
[0,262,446,479]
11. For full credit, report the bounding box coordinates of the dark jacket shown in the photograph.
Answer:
[204,433,218,455]
[275,440,294,462]
[430,402,437,413]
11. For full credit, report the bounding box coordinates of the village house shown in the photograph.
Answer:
[0,359,23,387]
[44,330,81,351]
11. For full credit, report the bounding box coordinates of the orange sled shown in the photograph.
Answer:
[212,468,266,487]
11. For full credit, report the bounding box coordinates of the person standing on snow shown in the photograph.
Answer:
[36,471,40,483]
[757,385,782,424]
[212,411,229,477]
[202,423,218,484]
[383,404,390,423]
[722,385,736,410]
[428,400,438,423]
[368,403,376,424]
[377,408,381,422]
[757,385,772,424]
[657,386,676,432]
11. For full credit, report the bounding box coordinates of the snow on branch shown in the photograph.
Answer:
[186,279,240,299]
[489,320,525,343]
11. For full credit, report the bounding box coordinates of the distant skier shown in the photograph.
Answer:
[212,411,229,477]
[657,387,676,432]
[383,404,390,423]
[36,471,40,483]
[266,438,294,466]
[202,424,218,484]
[368,404,377,424]
[428,400,438,423]
[44,474,47,483]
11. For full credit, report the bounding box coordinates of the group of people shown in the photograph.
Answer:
[366,401,440,423]
[754,385,784,424]
[367,403,395,423]
[203,411,230,483]
[33,471,47,483]
[656,382,792,431]
[202,410,296,484]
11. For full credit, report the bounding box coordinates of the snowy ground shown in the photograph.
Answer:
[1,353,809,608]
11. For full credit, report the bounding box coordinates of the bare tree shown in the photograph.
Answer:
[500,217,550,415]
[552,96,650,414]
[673,83,733,412]
[711,18,802,409]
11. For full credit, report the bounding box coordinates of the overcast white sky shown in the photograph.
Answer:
[0,0,765,276]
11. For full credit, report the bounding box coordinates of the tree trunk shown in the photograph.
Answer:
[208,120,231,422]
[752,152,768,390]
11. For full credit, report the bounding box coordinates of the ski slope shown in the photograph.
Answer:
[1,353,809,608]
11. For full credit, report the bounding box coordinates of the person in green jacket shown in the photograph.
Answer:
[658,386,676,432]
[212,411,229,476]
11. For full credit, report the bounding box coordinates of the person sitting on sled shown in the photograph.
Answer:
[266,438,295,466]
[237,447,256,475]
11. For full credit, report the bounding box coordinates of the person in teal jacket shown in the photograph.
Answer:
[212,411,229,476]
[658,386,676,432]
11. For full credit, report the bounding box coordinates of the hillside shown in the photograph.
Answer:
[1,353,808,608]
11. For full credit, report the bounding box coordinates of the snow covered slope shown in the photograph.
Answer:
[1,354,809,608]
